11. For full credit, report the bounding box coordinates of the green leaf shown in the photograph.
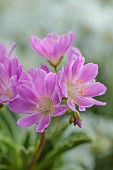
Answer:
[36,132,92,170]
[0,107,19,142]
[0,164,13,170]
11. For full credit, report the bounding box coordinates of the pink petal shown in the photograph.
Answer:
[18,85,37,104]
[8,97,35,114]
[59,31,75,54]
[90,98,106,106]
[33,69,47,97]
[71,57,85,81]
[51,89,60,104]
[67,98,76,111]
[40,64,50,73]
[75,118,82,128]
[55,86,63,102]
[68,47,82,61]
[41,38,55,57]
[82,82,107,97]
[36,114,51,133]
[17,113,41,127]
[30,36,42,55]
[79,107,86,111]
[61,82,68,98]
[9,57,19,77]
[51,105,67,117]
[65,61,73,82]
[0,43,7,61]
[74,96,94,108]
[79,63,98,83]
[44,72,56,98]
[47,32,58,39]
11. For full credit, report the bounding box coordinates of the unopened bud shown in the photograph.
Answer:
[69,115,74,124]
[73,111,82,128]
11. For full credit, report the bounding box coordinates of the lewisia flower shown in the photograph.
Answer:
[9,69,67,133]
[0,57,23,104]
[58,57,107,112]
[0,43,23,104]
[30,32,74,66]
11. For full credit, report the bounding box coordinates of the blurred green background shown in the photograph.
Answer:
[0,0,113,170]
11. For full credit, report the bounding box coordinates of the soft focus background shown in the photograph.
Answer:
[0,0,113,170]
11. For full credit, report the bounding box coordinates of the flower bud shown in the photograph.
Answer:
[69,111,82,128]
[73,112,82,128]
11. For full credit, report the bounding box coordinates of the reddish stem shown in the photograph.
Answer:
[28,131,45,170]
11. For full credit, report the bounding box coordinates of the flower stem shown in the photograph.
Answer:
[54,66,58,73]
[28,131,45,170]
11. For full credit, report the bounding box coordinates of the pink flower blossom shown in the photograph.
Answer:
[0,43,23,104]
[30,32,75,66]
[9,69,67,133]
[58,57,107,112]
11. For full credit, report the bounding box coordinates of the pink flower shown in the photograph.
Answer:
[9,69,67,133]
[58,57,107,111]
[0,43,23,104]
[30,32,75,66]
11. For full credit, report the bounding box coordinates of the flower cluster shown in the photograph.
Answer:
[0,32,107,132]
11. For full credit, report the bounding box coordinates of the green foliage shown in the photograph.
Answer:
[36,133,91,170]
[0,106,91,170]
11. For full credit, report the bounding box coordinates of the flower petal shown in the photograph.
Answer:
[30,36,46,57]
[36,114,51,133]
[74,96,94,108]
[75,118,82,128]
[8,97,35,114]
[51,105,67,117]
[71,57,85,81]
[68,47,82,61]
[67,98,76,111]
[79,63,98,83]
[33,69,47,97]
[18,85,37,104]
[51,89,60,104]
[44,72,56,98]
[90,98,106,106]
[17,113,41,127]
[61,82,68,98]
[40,64,50,73]
[0,43,7,61]
[82,82,107,97]
[79,107,86,111]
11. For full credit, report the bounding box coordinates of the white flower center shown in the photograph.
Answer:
[36,98,54,113]
[67,80,85,98]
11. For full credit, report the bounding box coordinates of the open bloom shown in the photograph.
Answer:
[58,57,107,111]
[30,32,74,66]
[0,57,23,104]
[0,43,23,104]
[9,69,67,133]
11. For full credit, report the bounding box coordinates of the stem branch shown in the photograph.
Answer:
[28,131,45,170]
